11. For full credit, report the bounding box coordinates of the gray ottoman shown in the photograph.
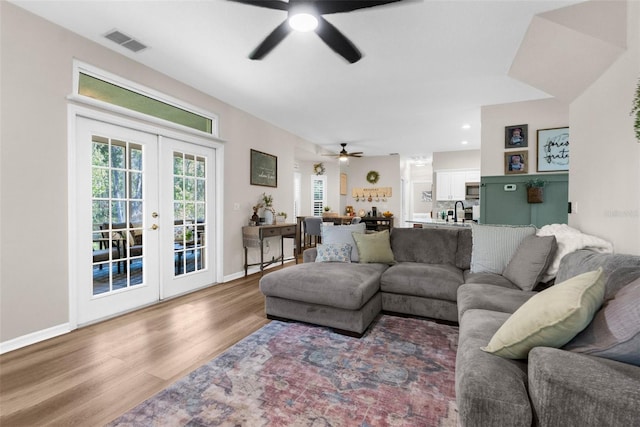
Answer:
[259,262,388,336]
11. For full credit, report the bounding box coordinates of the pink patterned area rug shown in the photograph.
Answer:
[109,315,459,426]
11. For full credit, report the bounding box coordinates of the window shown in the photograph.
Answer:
[311,175,327,216]
[74,61,218,136]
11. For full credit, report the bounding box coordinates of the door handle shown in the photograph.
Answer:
[151,224,158,230]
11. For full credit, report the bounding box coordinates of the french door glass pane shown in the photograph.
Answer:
[173,152,207,277]
[92,135,145,295]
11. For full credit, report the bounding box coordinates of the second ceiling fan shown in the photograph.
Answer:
[229,0,404,63]
[324,143,363,161]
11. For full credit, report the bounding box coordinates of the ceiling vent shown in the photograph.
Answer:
[104,29,147,53]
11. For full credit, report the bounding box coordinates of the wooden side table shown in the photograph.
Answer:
[242,223,297,276]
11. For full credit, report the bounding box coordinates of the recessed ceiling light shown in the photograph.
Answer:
[461,140,469,145]
[462,124,471,130]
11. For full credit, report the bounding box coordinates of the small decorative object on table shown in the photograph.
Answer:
[526,179,546,203]
[276,212,287,224]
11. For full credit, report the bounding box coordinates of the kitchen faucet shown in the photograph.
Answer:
[454,200,465,223]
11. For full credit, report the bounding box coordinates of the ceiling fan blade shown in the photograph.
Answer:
[249,20,292,60]
[227,0,289,11]
[315,17,361,63]
[315,0,404,15]
[349,152,364,156]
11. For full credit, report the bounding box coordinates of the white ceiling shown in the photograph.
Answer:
[12,0,582,160]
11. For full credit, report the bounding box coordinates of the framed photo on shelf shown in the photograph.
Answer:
[537,127,569,172]
[505,124,528,148]
[250,149,277,187]
[505,151,528,174]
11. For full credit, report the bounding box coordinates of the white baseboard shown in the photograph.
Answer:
[223,259,297,283]
[0,323,72,355]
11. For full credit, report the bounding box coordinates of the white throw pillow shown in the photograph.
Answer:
[321,223,366,262]
[470,223,536,274]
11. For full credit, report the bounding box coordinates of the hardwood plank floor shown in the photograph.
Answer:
[0,269,279,426]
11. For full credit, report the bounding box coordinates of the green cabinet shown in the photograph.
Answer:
[480,174,568,227]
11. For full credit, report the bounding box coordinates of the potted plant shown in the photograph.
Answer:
[260,193,275,224]
[526,179,546,203]
[276,211,287,224]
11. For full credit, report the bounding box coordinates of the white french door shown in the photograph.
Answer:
[74,116,216,325]
[160,136,215,299]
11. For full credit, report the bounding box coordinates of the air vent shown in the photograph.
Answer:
[104,30,147,53]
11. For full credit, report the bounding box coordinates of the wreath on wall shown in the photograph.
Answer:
[632,78,640,142]
[313,162,325,175]
[366,170,380,184]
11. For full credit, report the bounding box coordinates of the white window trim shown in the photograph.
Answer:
[69,60,220,140]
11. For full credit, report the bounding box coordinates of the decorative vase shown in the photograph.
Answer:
[263,208,274,225]
[251,211,260,225]
[527,187,544,203]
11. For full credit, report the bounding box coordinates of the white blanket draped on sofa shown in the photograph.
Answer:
[537,224,614,282]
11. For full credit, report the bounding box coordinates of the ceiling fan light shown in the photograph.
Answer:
[339,155,349,162]
[288,13,318,32]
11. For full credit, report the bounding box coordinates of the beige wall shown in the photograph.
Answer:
[433,149,480,172]
[340,156,401,218]
[568,0,640,254]
[0,3,312,343]
[481,99,569,176]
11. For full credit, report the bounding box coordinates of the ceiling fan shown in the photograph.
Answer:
[228,0,404,63]
[323,143,363,161]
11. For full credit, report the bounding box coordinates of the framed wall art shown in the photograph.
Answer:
[340,173,347,195]
[505,124,528,148]
[505,151,528,174]
[250,149,277,187]
[537,127,569,172]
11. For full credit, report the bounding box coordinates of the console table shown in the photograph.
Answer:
[242,223,297,276]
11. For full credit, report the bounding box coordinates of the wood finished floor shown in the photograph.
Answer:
[0,268,283,426]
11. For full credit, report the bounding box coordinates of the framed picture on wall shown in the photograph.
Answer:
[537,127,569,172]
[505,151,528,174]
[250,149,277,187]
[505,124,528,148]
[340,173,347,195]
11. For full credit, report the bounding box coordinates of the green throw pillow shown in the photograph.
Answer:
[351,230,395,264]
[482,268,605,359]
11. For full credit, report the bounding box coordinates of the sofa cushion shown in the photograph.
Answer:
[321,223,366,262]
[463,271,520,289]
[315,243,352,263]
[456,309,532,427]
[470,223,536,274]
[352,230,395,264]
[528,346,640,427]
[380,262,464,301]
[482,268,605,359]
[502,235,557,291]
[390,227,459,265]
[563,276,640,366]
[457,283,536,320]
[259,262,387,310]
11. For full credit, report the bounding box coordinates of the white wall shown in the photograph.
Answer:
[568,0,640,254]
[480,99,569,176]
[0,3,313,343]
[433,149,481,172]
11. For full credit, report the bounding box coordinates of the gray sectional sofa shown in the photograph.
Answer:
[259,226,640,426]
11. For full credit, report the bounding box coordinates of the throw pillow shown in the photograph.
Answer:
[321,223,366,262]
[563,277,640,366]
[502,235,558,291]
[482,268,605,359]
[315,243,352,263]
[351,230,395,264]
[470,223,536,274]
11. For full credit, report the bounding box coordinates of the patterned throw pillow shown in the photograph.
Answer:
[315,243,352,263]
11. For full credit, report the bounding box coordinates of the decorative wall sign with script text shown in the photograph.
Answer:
[537,127,569,172]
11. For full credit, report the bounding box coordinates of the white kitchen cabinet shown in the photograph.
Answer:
[436,170,480,201]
